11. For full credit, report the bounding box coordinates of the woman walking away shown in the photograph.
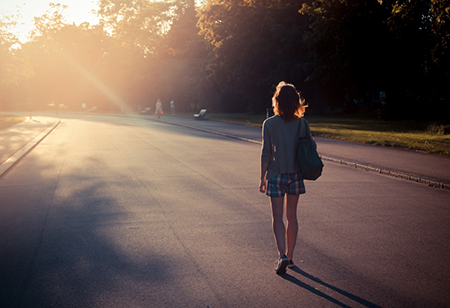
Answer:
[260,81,309,275]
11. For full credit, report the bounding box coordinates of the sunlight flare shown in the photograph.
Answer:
[61,54,129,112]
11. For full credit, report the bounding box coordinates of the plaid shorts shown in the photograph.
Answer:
[266,172,305,198]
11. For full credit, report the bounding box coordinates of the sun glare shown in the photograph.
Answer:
[1,0,100,42]
[62,53,130,112]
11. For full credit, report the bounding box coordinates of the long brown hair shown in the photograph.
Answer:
[272,81,307,122]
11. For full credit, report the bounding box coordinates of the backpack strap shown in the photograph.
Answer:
[298,118,310,139]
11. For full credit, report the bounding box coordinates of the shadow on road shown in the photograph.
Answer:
[282,267,383,308]
[0,152,173,307]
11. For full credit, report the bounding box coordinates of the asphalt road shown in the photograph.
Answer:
[1,114,449,308]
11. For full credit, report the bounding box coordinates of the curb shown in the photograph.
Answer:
[319,155,450,191]
[0,119,61,178]
[149,117,450,191]
[152,118,262,145]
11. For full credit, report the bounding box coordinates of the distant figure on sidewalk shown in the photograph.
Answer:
[27,99,33,119]
[155,99,163,118]
[170,100,176,114]
[259,81,308,275]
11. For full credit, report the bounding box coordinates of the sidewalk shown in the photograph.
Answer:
[1,112,449,189]
[0,115,60,176]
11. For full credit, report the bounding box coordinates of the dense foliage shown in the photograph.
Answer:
[0,0,448,119]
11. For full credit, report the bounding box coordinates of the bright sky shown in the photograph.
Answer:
[0,0,100,42]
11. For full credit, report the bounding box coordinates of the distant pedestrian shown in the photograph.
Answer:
[170,100,176,114]
[155,99,163,118]
[260,81,309,275]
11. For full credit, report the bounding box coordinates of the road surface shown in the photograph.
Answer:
[1,114,449,307]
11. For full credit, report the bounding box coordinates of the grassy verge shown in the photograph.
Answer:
[175,112,450,156]
[0,115,26,130]
[306,116,450,157]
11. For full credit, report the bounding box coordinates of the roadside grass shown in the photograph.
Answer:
[306,116,450,157]
[175,112,450,156]
[0,115,26,130]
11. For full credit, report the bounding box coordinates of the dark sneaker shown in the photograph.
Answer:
[275,255,289,275]
[288,259,295,268]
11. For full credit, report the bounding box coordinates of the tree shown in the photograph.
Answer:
[429,0,450,67]
[197,0,308,112]
[156,0,211,111]
[92,0,210,112]
[14,3,117,111]
[0,13,33,109]
[301,0,450,119]
[97,0,173,56]
[300,0,393,110]
[381,0,450,118]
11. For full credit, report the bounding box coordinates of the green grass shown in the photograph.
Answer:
[0,115,26,130]
[306,116,450,156]
[175,112,450,156]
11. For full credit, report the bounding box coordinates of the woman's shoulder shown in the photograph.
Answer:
[263,115,281,126]
[264,115,304,126]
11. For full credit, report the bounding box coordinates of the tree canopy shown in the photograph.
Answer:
[0,0,448,119]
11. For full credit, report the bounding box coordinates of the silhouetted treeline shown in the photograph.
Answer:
[1,0,448,120]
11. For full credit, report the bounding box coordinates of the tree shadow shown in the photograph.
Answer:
[0,151,176,307]
[15,179,172,307]
[281,267,383,308]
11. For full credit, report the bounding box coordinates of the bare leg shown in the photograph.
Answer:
[285,194,300,260]
[270,196,286,257]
